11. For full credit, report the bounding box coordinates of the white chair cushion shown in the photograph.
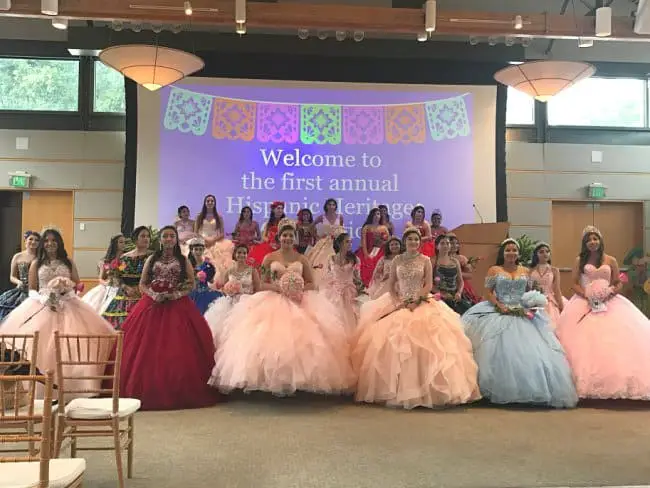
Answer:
[0,458,85,488]
[65,397,141,420]
[3,400,59,418]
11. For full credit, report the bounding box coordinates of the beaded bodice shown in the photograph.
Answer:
[325,257,357,282]
[395,254,428,301]
[581,264,612,288]
[16,262,30,287]
[270,261,303,282]
[436,264,459,293]
[485,267,529,306]
[151,259,183,288]
[229,267,254,294]
[199,217,220,238]
[38,260,70,290]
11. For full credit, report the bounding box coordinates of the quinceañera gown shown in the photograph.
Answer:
[462,267,578,408]
[198,217,234,283]
[120,258,220,410]
[0,262,31,321]
[530,266,566,328]
[319,256,366,334]
[212,261,355,395]
[352,254,481,409]
[367,256,395,300]
[82,261,120,315]
[306,214,343,286]
[0,260,115,396]
[557,264,650,400]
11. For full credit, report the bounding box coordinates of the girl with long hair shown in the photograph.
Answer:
[194,194,234,282]
[461,238,577,408]
[306,198,345,285]
[529,242,566,328]
[82,233,126,314]
[0,230,40,321]
[248,201,286,267]
[556,226,650,400]
[119,226,220,410]
[231,206,261,248]
[355,207,390,287]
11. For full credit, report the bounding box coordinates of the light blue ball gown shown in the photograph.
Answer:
[461,266,578,408]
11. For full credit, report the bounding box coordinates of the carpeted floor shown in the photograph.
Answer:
[78,393,650,488]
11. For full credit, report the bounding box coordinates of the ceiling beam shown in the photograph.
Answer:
[2,0,648,41]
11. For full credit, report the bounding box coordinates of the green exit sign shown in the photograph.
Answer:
[9,174,30,188]
[588,184,607,199]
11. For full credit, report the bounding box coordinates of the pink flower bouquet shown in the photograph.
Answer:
[280,271,305,303]
[196,270,207,283]
[585,278,611,313]
[222,280,242,297]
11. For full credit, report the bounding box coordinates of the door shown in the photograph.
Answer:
[21,191,74,257]
[0,191,23,292]
[551,201,643,297]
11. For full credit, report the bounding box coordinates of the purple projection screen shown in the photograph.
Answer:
[158,81,475,245]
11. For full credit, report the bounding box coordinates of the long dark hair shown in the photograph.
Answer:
[187,242,205,267]
[411,205,426,223]
[333,233,356,265]
[238,206,253,222]
[196,194,223,233]
[131,226,150,245]
[323,198,338,213]
[496,239,520,266]
[363,208,381,228]
[530,242,551,268]
[579,232,604,273]
[103,234,124,263]
[146,225,187,284]
[383,236,403,258]
[267,203,285,228]
[36,229,72,271]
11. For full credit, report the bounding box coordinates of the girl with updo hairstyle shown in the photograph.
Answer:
[0,230,40,320]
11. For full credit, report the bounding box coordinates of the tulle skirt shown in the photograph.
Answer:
[204,294,248,344]
[545,295,568,329]
[206,240,234,284]
[82,283,119,315]
[0,292,115,399]
[319,282,360,335]
[189,288,223,315]
[306,237,335,287]
[352,293,480,409]
[211,290,355,395]
[367,277,392,301]
[556,294,650,399]
[0,286,28,322]
[120,295,220,410]
[462,301,578,408]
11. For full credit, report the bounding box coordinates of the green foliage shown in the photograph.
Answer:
[515,234,539,266]
[93,62,126,113]
[124,226,161,253]
[622,262,650,318]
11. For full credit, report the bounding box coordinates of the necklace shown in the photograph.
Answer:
[404,251,419,260]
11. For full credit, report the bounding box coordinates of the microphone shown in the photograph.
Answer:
[472,203,484,224]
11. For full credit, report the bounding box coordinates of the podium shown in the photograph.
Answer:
[451,222,510,299]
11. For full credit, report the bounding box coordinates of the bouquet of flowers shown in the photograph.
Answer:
[260,264,279,283]
[585,279,611,313]
[196,270,207,283]
[280,271,305,303]
[45,277,76,311]
[103,258,126,283]
[497,305,534,319]
[520,290,548,309]
[222,280,242,297]
[467,256,483,268]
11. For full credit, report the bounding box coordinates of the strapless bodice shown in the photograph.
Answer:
[581,264,612,287]
[38,260,70,289]
[270,261,303,280]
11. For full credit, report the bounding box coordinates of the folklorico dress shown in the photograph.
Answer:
[353,254,481,409]
[0,262,31,321]
[102,254,149,330]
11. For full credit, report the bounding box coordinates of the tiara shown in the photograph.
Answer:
[40,224,63,237]
[582,225,602,238]
[535,241,551,249]
[431,209,442,216]
[404,226,422,237]
[278,218,297,231]
[187,237,206,247]
[500,237,519,248]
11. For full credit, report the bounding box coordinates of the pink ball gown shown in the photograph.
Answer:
[530,266,567,328]
[367,256,395,300]
[212,261,355,395]
[305,214,343,286]
[119,258,220,410]
[319,256,366,334]
[557,263,650,400]
[352,254,481,409]
[0,260,115,398]
[198,217,234,283]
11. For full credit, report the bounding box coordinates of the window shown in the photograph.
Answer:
[506,87,535,125]
[547,77,645,128]
[0,58,79,111]
[93,61,126,113]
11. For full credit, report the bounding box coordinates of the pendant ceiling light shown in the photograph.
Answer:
[99,44,204,92]
[494,60,596,102]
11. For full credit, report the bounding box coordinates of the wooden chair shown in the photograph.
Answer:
[0,371,85,488]
[0,332,56,457]
[54,331,139,488]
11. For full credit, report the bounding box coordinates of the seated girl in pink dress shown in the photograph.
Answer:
[175,205,196,256]
[430,209,449,240]
[212,218,355,396]
[248,201,285,267]
[231,206,261,249]
[355,208,390,287]
[352,227,480,409]
[556,226,650,400]
[194,194,233,282]
[529,242,566,328]
[367,237,403,299]
[404,205,434,257]
[119,225,220,410]
[306,199,344,286]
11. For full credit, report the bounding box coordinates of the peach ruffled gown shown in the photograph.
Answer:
[211,261,355,395]
[319,257,366,335]
[352,254,481,409]
[199,218,234,284]
[557,264,650,400]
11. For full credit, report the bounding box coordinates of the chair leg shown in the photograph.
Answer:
[113,419,125,488]
[55,416,65,458]
[127,416,134,479]
[70,426,78,458]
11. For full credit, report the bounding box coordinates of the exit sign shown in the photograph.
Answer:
[8,173,31,188]
[588,183,607,199]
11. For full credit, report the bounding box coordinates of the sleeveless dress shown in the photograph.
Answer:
[82,260,120,315]
[204,266,255,344]
[356,226,390,287]
[462,268,578,408]
[306,214,343,286]
[212,261,355,395]
[198,218,234,283]
[435,262,472,315]
[188,259,223,314]
[530,266,567,328]
[367,256,395,300]
[233,221,259,248]
[248,223,279,267]
[175,219,196,256]
[102,254,149,330]
[352,254,481,409]
[319,256,365,334]
[0,260,115,397]
[556,264,650,399]
[0,262,31,321]
[119,258,220,410]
